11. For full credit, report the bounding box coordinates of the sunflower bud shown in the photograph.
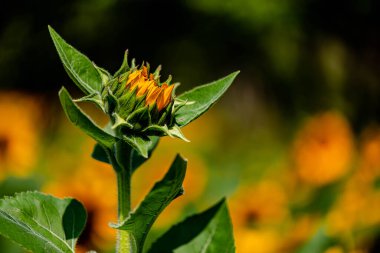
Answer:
[102,61,184,139]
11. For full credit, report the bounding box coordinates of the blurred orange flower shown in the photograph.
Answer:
[293,111,354,186]
[230,181,289,228]
[358,126,380,181]
[0,92,41,179]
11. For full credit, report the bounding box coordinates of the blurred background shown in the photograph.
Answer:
[1,0,380,252]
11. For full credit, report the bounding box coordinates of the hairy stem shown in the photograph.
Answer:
[116,168,135,253]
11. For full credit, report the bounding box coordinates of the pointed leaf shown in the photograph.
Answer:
[0,191,87,253]
[59,87,117,148]
[148,199,234,253]
[175,71,239,127]
[49,26,102,94]
[114,155,187,253]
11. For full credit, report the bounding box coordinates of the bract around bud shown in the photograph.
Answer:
[50,25,238,157]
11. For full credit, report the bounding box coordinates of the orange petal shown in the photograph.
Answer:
[142,66,148,77]
[163,85,174,103]
[156,88,168,111]
[146,87,162,106]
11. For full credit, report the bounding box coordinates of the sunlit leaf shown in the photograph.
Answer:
[113,154,187,253]
[49,25,102,94]
[0,192,87,253]
[175,71,239,127]
[148,199,235,253]
[59,87,117,148]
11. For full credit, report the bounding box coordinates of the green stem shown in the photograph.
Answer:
[116,169,135,253]
[117,169,131,220]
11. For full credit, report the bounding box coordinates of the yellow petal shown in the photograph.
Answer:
[126,69,141,86]
[136,80,153,97]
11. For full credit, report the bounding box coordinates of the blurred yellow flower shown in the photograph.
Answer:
[0,91,41,179]
[327,170,380,236]
[293,111,354,186]
[234,228,281,253]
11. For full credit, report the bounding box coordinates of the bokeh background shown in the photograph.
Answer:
[1,0,380,252]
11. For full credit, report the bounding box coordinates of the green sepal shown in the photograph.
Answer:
[112,155,187,253]
[114,50,130,77]
[153,65,162,79]
[122,135,152,158]
[157,102,173,126]
[94,63,112,85]
[48,26,103,94]
[0,191,87,253]
[112,113,133,130]
[59,87,117,149]
[73,92,105,112]
[142,124,170,136]
[148,199,235,253]
[105,88,120,114]
[141,124,188,141]
[126,106,150,130]
[92,136,159,173]
[118,89,138,118]
[174,71,239,127]
[130,136,159,173]
[168,125,189,142]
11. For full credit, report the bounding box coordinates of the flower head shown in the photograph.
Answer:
[101,59,184,141]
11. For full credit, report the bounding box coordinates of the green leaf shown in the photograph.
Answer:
[122,135,152,158]
[0,191,87,253]
[59,87,117,148]
[48,25,102,94]
[130,136,159,173]
[148,199,235,253]
[174,71,239,127]
[114,154,187,253]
